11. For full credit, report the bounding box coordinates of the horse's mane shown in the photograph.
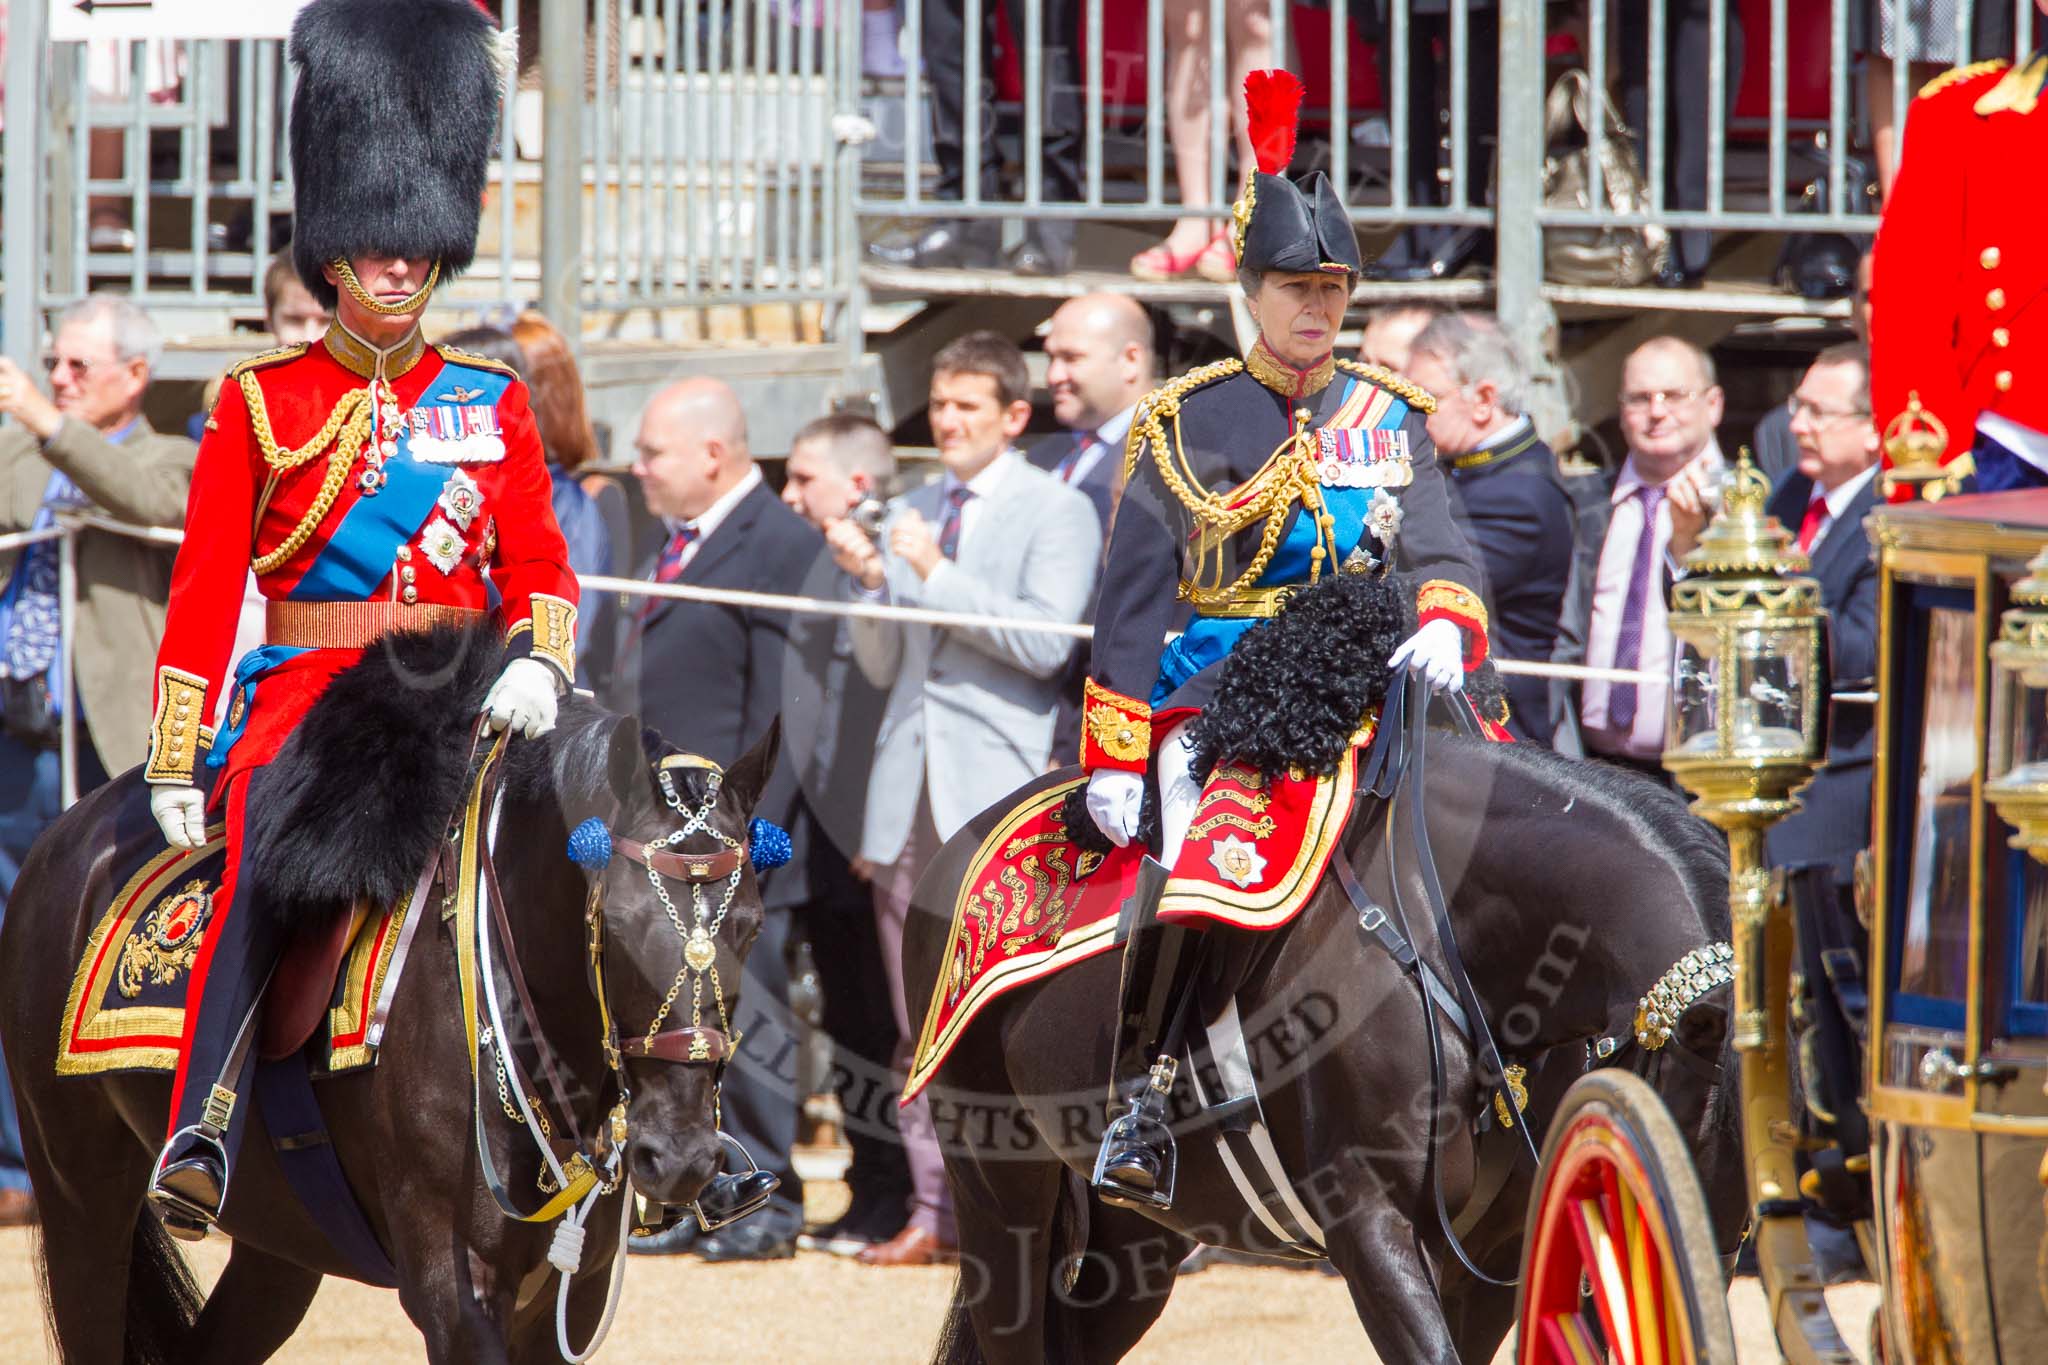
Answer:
[1455,734,1730,938]
[244,624,629,925]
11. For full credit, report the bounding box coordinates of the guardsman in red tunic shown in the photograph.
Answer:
[143,0,578,1233]
[1871,37,2048,499]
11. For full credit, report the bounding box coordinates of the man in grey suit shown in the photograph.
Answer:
[0,292,196,1225]
[823,331,1099,1265]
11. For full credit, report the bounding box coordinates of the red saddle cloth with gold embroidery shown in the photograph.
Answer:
[904,748,1361,1098]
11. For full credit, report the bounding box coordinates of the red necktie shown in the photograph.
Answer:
[1796,493,1827,554]
[634,525,699,628]
[938,486,972,560]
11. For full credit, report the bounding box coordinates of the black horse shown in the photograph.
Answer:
[1,629,778,1363]
[907,583,1744,1364]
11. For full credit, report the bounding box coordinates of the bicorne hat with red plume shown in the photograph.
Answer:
[1230,70,1362,277]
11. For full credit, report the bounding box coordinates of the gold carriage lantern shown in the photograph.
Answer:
[1987,548,2048,863]
[1663,449,1829,813]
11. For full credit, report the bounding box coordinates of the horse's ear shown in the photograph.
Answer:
[604,715,645,808]
[723,719,781,817]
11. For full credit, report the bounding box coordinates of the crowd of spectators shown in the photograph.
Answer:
[0,246,1879,1269]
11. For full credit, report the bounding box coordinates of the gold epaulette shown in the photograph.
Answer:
[1336,358,1437,415]
[225,341,308,382]
[1920,58,2007,100]
[436,344,520,378]
[1122,360,1244,482]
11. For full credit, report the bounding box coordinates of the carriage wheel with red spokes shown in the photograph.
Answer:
[1515,1069,1736,1365]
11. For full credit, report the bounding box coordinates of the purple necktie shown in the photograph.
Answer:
[1608,484,1666,731]
[938,485,972,560]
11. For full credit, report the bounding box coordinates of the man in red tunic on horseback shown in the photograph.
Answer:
[140,0,580,1234]
[1080,71,1492,1208]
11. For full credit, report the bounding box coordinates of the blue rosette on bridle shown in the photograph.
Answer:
[747,818,792,871]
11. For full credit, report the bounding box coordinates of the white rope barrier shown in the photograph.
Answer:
[36,514,1676,686]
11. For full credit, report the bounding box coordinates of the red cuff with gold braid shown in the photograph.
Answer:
[1081,678,1153,772]
[1416,579,1490,670]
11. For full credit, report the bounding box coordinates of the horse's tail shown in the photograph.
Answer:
[929,1274,987,1365]
[119,1213,203,1364]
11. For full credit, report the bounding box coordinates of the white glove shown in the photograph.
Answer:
[482,657,560,738]
[150,785,207,849]
[1387,618,1466,694]
[1085,769,1144,848]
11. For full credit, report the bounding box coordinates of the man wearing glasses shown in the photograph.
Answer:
[0,291,197,1227]
[1572,336,1727,781]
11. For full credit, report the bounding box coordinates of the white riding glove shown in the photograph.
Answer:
[1387,618,1467,694]
[482,657,560,739]
[1085,768,1145,848]
[150,785,207,849]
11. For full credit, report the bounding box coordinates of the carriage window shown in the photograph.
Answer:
[1893,602,1976,1025]
[2009,853,2048,1032]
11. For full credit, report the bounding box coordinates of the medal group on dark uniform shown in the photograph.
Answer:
[1079,72,1492,1205]
[140,0,583,1233]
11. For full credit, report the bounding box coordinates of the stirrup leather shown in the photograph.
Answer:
[1092,1056,1180,1211]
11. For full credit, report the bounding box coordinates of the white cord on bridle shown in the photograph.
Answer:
[477,788,632,1363]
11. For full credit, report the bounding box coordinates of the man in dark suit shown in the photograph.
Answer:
[1029,293,1157,763]
[1752,252,1872,487]
[1404,313,1575,743]
[1674,343,1879,1220]
[604,376,818,1260]
[775,414,913,1258]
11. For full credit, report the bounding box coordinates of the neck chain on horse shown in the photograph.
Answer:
[640,769,742,1060]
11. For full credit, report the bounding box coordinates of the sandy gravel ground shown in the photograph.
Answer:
[0,1216,1880,1363]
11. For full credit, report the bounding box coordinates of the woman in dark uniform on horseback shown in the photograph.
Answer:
[1080,71,1495,1207]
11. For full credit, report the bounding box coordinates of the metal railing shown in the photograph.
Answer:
[7,0,2035,381]
[0,0,858,361]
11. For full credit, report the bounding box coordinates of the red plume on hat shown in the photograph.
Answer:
[1244,69,1305,176]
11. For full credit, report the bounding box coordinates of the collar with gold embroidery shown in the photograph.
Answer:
[325,319,427,381]
[1448,424,1540,472]
[1245,339,1336,400]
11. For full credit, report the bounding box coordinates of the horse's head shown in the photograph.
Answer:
[541,709,781,1208]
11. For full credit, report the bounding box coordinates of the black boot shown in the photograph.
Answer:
[1092,857,1195,1210]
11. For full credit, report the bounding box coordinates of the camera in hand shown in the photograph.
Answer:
[849,497,888,539]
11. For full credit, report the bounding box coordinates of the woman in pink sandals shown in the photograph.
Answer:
[1129,0,1275,284]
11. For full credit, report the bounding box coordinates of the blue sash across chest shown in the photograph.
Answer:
[1152,375,1413,705]
[287,362,511,602]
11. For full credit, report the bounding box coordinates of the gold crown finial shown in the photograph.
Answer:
[1681,445,1808,577]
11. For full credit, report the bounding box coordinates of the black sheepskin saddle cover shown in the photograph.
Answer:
[243,625,504,927]
[1061,573,1507,857]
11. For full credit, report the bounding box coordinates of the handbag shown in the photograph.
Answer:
[0,672,60,750]
[1541,69,1671,288]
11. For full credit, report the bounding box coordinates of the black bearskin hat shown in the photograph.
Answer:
[1231,71,1363,278]
[287,0,505,307]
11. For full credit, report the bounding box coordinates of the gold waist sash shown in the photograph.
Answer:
[266,600,487,650]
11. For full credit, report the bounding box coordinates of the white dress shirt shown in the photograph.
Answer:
[1057,403,1136,489]
[935,449,1021,562]
[659,464,762,576]
[1583,443,1725,760]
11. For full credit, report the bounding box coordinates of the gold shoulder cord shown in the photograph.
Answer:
[1130,359,1341,607]
[240,374,376,575]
